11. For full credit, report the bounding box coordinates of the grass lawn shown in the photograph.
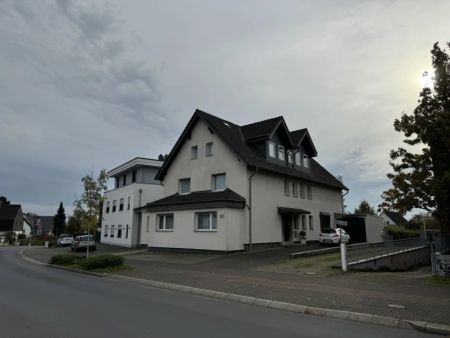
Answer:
[257,252,342,275]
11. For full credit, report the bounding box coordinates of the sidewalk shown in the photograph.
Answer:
[23,245,450,325]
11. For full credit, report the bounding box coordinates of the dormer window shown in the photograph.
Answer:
[287,151,293,164]
[295,152,301,166]
[268,142,275,158]
[278,146,285,161]
[303,154,309,168]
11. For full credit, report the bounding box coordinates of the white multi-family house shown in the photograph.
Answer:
[137,110,348,252]
[101,157,164,247]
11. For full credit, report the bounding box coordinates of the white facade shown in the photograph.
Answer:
[139,117,345,252]
[101,158,163,247]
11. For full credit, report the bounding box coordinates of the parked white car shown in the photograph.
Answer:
[56,234,74,247]
[319,228,350,245]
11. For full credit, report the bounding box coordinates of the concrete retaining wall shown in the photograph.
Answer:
[349,246,430,272]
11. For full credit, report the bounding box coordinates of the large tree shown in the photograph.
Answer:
[53,202,66,236]
[380,42,450,231]
[354,200,376,215]
[74,169,108,235]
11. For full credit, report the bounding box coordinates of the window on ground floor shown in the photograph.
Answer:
[125,225,129,239]
[110,225,115,237]
[119,198,124,211]
[157,214,174,231]
[195,211,217,231]
[117,225,122,238]
[309,215,314,230]
[146,216,150,232]
[301,215,306,230]
[104,225,109,236]
[284,180,290,196]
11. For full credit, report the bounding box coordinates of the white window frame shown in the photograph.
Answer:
[117,225,122,238]
[104,225,109,237]
[287,151,293,164]
[106,201,110,213]
[157,214,174,231]
[212,173,226,191]
[179,178,191,194]
[303,154,309,168]
[292,182,298,197]
[195,211,218,231]
[309,215,314,230]
[268,142,276,158]
[295,152,301,166]
[112,200,117,212]
[205,142,213,157]
[110,225,115,237]
[278,146,285,161]
[125,225,129,239]
[127,196,131,210]
[119,198,124,211]
[191,145,198,160]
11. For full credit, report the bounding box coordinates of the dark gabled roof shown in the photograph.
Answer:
[0,204,21,231]
[156,109,347,190]
[241,116,283,141]
[290,129,318,157]
[290,129,307,145]
[383,211,408,225]
[138,189,246,212]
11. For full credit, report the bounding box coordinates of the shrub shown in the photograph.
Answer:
[49,254,84,265]
[17,233,26,240]
[384,224,420,239]
[78,255,124,270]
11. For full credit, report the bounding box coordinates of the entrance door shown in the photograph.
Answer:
[282,215,293,243]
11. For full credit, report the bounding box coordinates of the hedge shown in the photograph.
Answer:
[384,224,420,239]
[49,254,84,265]
[78,255,124,270]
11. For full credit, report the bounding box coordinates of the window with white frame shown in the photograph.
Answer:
[125,225,129,239]
[287,151,293,164]
[292,182,298,197]
[127,196,131,210]
[212,173,226,191]
[110,225,115,237]
[293,215,299,230]
[307,184,312,200]
[117,225,122,238]
[278,146,285,161]
[295,152,301,166]
[119,198,124,211]
[284,180,290,196]
[268,142,275,158]
[104,225,109,236]
[303,154,309,168]
[309,215,314,230]
[157,214,174,231]
[106,201,110,213]
[146,216,150,232]
[205,142,213,157]
[191,145,198,160]
[301,215,306,230]
[300,182,305,199]
[179,178,191,194]
[196,211,217,231]
[112,200,117,212]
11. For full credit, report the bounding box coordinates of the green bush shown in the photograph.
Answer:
[49,254,84,265]
[384,224,420,239]
[78,255,124,270]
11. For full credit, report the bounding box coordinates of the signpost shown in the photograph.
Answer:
[336,220,348,272]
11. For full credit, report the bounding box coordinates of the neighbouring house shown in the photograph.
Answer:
[337,214,385,243]
[22,214,33,237]
[35,216,54,235]
[136,109,348,252]
[100,157,164,247]
[379,211,408,226]
[0,203,23,238]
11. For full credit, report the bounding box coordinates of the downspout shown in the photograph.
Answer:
[248,167,259,252]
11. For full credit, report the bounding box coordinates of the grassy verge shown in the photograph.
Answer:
[426,276,450,287]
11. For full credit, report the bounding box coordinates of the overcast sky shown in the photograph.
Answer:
[1,0,448,216]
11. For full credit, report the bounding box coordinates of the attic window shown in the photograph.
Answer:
[278,146,285,161]
[303,154,309,168]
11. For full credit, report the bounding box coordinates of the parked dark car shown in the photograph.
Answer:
[71,235,96,252]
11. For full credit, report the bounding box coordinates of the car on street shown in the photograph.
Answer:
[319,228,350,245]
[56,233,73,247]
[71,235,96,252]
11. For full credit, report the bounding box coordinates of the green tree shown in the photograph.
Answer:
[380,42,450,231]
[354,200,376,215]
[66,215,83,235]
[53,202,66,236]
[74,169,108,235]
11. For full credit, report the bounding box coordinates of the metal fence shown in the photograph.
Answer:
[345,238,428,264]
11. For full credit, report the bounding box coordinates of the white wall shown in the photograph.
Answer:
[140,208,246,251]
[162,119,249,199]
[251,172,343,243]
[364,215,385,243]
[101,182,163,247]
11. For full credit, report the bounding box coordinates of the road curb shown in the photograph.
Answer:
[18,249,450,335]
[105,274,450,335]
[17,249,106,277]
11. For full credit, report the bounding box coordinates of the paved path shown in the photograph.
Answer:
[1,247,432,337]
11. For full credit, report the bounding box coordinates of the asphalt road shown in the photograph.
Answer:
[0,247,432,338]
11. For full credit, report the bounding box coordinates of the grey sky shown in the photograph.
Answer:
[0,0,448,216]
